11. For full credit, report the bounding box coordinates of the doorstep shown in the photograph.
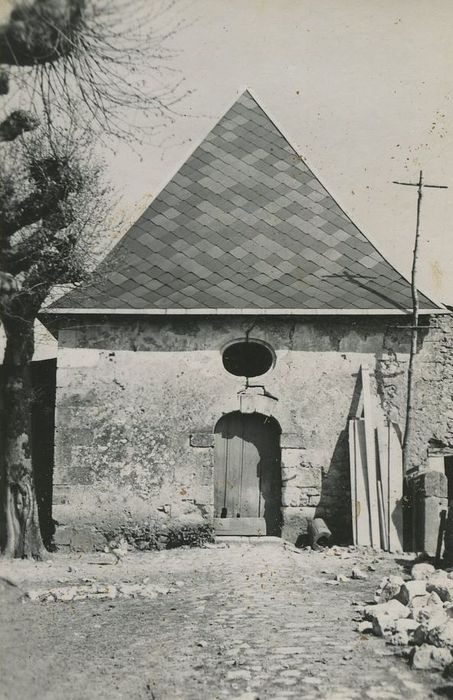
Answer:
[215,535,285,547]
[213,516,266,536]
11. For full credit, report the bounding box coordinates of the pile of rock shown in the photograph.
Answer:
[25,579,179,603]
[358,562,453,672]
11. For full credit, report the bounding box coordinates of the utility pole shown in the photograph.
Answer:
[393,170,448,474]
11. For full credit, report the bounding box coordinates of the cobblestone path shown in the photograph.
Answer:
[1,543,452,699]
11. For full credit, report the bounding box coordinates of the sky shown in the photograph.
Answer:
[2,0,453,358]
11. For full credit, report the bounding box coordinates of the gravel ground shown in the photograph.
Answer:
[1,542,453,699]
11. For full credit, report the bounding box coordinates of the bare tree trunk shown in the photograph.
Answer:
[1,315,45,558]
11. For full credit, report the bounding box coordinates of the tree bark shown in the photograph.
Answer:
[0,314,45,558]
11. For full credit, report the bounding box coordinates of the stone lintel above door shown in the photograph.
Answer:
[238,386,278,416]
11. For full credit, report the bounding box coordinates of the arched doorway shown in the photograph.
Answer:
[214,412,282,536]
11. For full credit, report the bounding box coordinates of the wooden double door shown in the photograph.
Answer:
[214,412,281,536]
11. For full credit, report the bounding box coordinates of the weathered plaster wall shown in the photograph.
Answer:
[53,314,414,549]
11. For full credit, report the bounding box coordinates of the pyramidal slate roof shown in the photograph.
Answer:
[49,91,441,315]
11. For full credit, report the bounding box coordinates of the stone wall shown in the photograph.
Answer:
[377,313,453,471]
[407,471,448,556]
[53,314,418,549]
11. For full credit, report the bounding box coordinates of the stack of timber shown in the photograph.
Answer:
[348,365,404,552]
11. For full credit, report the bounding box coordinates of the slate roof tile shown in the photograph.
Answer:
[52,91,440,313]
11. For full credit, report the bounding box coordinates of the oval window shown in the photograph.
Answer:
[222,341,274,378]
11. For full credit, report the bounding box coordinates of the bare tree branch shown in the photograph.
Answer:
[1,0,189,142]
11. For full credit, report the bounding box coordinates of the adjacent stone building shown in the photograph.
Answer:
[42,91,447,550]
